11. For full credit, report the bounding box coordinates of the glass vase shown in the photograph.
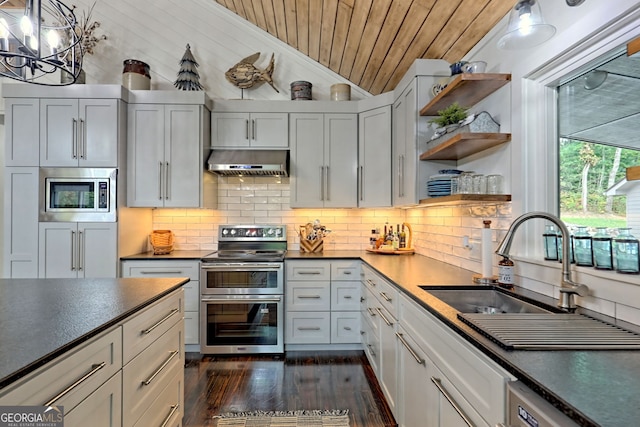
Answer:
[573,226,593,267]
[592,227,613,270]
[614,228,640,274]
[543,224,558,261]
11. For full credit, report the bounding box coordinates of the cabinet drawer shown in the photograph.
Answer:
[332,281,361,311]
[184,311,199,345]
[286,261,331,281]
[122,289,184,364]
[285,312,331,344]
[183,280,199,311]
[64,371,122,427]
[331,260,361,281]
[400,294,512,424]
[0,327,122,412]
[331,312,361,343]
[121,260,199,280]
[133,369,183,427]
[363,265,398,319]
[123,320,183,426]
[286,281,330,311]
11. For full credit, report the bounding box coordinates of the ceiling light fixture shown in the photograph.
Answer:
[583,70,608,90]
[497,0,556,50]
[0,0,82,85]
[566,0,586,6]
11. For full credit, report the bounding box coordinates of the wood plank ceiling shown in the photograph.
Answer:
[215,0,517,95]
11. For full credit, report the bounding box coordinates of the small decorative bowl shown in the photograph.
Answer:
[463,61,488,74]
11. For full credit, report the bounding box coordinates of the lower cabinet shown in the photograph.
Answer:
[121,259,200,347]
[0,288,185,427]
[285,259,361,347]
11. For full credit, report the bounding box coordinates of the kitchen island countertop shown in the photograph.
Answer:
[0,277,188,390]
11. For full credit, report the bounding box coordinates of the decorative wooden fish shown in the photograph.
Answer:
[225,52,279,93]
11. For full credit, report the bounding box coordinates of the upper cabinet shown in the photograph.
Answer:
[359,106,392,207]
[40,98,121,167]
[211,112,288,148]
[392,80,420,206]
[4,98,39,166]
[290,113,358,208]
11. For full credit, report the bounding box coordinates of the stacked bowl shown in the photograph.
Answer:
[427,169,463,197]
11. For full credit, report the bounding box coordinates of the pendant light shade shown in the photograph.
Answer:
[497,0,556,50]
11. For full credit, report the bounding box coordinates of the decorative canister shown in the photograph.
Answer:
[290,81,312,100]
[330,83,351,101]
[122,59,151,90]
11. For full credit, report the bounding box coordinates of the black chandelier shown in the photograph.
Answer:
[0,0,82,85]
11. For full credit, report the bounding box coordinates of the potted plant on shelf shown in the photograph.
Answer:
[429,102,469,134]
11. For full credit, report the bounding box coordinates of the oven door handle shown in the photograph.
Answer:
[201,263,283,271]
[201,296,282,303]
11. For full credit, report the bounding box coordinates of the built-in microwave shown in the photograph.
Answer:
[39,168,117,222]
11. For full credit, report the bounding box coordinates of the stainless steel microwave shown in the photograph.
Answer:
[39,168,117,222]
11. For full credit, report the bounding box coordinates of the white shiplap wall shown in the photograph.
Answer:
[56,0,371,100]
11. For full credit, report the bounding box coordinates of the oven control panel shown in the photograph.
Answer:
[219,225,286,240]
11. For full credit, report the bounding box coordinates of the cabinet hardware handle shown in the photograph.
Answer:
[142,350,179,386]
[360,330,366,335]
[396,332,424,365]
[78,230,84,271]
[165,161,170,200]
[70,230,76,271]
[245,119,249,140]
[343,270,352,275]
[367,344,376,356]
[325,165,330,201]
[343,295,352,299]
[343,326,352,331]
[360,296,365,302]
[298,271,322,275]
[79,118,86,159]
[160,404,180,427]
[297,326,321,331]
[140,270,184,275]
[397,156,402,197]
[431,377,476,427]
[376,307,394,326]
[141,308,179,335]
[158,162,163,200]
[44,362,106,406]
[320,166,325,201]
[202,297,281,304]
[366,279,376,287]
[72,118,78,159]
[297,295,321,299]
[379,291,392,302]
[252,119,256,140]
[359,165,364,201]
[367,307,376,317]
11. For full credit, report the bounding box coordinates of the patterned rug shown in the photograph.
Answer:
[214,409,350,426]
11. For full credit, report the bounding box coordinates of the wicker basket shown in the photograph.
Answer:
[150,230,174,255]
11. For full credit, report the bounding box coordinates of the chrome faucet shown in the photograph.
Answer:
[495,211,589,311]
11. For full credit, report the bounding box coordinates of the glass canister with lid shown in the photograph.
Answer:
[543,224,559,261]
[614,228,640,274]
[573,226,593,267]
[592,227,613,270]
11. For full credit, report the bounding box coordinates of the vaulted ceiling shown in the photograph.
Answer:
[215,0,517,95]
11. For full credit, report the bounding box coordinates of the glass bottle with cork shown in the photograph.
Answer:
[497,256,515,289]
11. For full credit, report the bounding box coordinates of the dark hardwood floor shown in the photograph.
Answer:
[183,350,397,427]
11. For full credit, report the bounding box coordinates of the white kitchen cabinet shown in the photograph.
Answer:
[38,222,117,278]
[40,98,121,168]
[127,102,214,208]
[392,81,418,206]
[121,259,200,347]
[396,325,429,427]
[285,260,361,347]
[63,372,122,427]
[359,105,392,207]
[4,98,40,166]
[3,167,39,278]
[211,112,288,148]
[290,113,358,208]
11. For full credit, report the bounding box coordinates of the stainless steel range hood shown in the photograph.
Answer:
[207,150,289,176]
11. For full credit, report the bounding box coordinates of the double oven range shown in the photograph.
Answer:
[200,225,287,354]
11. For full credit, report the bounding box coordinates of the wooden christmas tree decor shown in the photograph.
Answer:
[174,44,204,91]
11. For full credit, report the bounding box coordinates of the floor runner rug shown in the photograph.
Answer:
[214,409,350,426]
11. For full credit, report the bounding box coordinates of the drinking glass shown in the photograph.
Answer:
[471,174,486,194]
[486,174,503,194]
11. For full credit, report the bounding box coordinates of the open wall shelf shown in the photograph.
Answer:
[420,132,511,161]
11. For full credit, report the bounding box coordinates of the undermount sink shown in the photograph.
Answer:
[419,285,561,314]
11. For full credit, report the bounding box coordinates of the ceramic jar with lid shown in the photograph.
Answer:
[330,83,351,101]
[122,59,151,90]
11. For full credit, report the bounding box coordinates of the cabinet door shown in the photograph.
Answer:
[80,223,117,278]
[39,222,77,278]
[63,372,122,427]
[164,105,202,207]
[5,98,39,166]
[4,167,39,278]
[428,364,487,427]
[378,305,397,416]
[359,106,392,207]
[40,98,79,167]
[211,112,251,147]
[127,104,164,207]
[392,82,418,206]
[324,114,358,208]
[79,99,119,167]
[251,112,289,147]
[290,113,324,207]
[396,327,430,427]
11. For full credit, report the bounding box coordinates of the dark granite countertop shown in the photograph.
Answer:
[121,250,214,260]
[0,277,188,390]
[286,251,637,427]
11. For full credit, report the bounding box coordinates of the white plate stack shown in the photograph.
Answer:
[427,169,463,197]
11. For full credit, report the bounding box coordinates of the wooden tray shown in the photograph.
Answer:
[366,248,415,255]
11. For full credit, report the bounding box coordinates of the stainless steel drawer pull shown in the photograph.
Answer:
[379,291,392,302]
[343,326,352,331]
[44,362,106,406]
[140,270,184,275]
[160,404,180,427]
[297,271,322,275]
[366,279,376,287]
[431,377,475,427]
[367,344,376,356]
[395,332,424,365]
[297,326,321,331]
[367,307,376,317]
[297,295,321,299]
[343,295,352,299]
[376,307,394,326]
[343,270,352,275]
[142,350,179,386]
[141,308,179,335]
